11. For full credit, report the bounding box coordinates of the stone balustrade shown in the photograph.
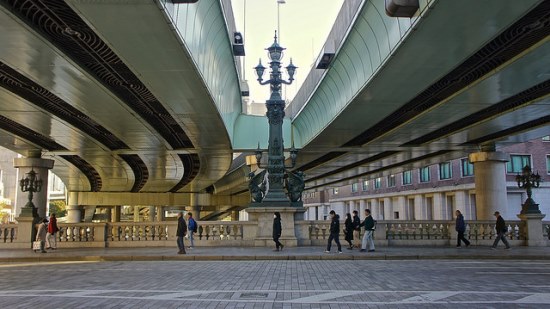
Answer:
[1,223,17,243]
[0,219,547,249]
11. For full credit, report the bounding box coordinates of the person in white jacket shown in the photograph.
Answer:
[36,219,48,253]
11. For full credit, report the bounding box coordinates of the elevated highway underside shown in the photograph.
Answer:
[0,0,238,217]
[1,0,550,219]
[286,0,550,192]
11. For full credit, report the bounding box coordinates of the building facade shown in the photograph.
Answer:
[303,137,550,221]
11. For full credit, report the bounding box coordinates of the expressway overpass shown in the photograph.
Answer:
[0,0,549,221]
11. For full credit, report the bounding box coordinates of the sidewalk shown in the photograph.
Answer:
[1,245,550,262]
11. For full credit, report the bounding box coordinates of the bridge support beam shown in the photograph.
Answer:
[469,151,509,220]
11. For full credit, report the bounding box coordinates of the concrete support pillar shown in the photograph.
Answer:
[147,206,155,222]
[469,151,509,220]
[13,154,55,219]
[156,206,165,222]
[189,193,201,220]
[112,206,121,222]
[105,207,112,222]
[133,206,140,222]
[66,192,82,223]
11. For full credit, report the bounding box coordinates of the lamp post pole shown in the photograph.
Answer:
[516,165,542,214]
[250,31,302,205]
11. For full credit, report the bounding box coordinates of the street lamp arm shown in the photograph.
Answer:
[280,79,294,85]
[258,79,272,86]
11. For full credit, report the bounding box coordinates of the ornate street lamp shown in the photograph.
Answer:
[248,31,304,205]
[19,168,43,218]
[516,165,542,214]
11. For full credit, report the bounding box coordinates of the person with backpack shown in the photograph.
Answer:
[325,210,342,254]
[187,212,197,249]
[359,209,375,252]
[491,211,511,250]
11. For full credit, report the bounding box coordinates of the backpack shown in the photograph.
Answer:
[191,218,198,233]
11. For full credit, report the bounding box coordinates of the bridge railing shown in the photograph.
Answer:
[0,220,545,249]
[304,220,527,247]
[0,223,17,243]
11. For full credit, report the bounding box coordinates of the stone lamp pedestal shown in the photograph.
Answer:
[517,213,547,247]
[246,204,305,247]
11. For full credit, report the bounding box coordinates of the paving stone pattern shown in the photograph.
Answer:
[1,259,550,308]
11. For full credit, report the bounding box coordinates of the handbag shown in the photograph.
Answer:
[32,241,41,251]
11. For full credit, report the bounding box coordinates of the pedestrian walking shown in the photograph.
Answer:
[491,211,511,250]
[273,212,284,251]
[36,218,48,253]
[46,213,59,250]
[344,213,354,250]
[325,210,342,253]
[187,212,197,249]
[359,209,375,252]
[352,210,361,248]
[176,212,187,254]
[455,210,470,248]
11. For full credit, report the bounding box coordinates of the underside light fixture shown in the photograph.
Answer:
[233,32,245,56]
[171,0,199,3]
[385,0,419,18]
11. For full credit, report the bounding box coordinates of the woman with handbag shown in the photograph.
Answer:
[36,218,48,253]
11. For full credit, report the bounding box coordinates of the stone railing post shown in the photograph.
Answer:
[94,223,107,246]
[166,222,177,241]
[242,222,257,240]
[518,213,547,246]
[375,221,388,246]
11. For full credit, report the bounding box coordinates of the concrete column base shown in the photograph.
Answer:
[66,205,82,223]
[518,213,547,247]
[246,206,306,247]
[14,215,36,248]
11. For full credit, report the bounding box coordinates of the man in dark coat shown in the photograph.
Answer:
[272,212,284,251]
[325,210,342,253]
[491,211,511,250]
[455,210,470,248]
[176,212,187,254]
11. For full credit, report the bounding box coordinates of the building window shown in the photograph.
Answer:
[507,155,531,173]
[374,178,382,189]
[387,174,396,187]
[362,180,369,191]
[461,158,474,177]
[439,162,452,180]
[547,155,550,174]
[332,188,339,195]
[351,183,358,193]
[420,166,430,183]
[402,170,412,185]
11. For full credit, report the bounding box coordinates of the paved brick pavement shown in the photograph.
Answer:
[1,258,550,308]
[1,245,550,262]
